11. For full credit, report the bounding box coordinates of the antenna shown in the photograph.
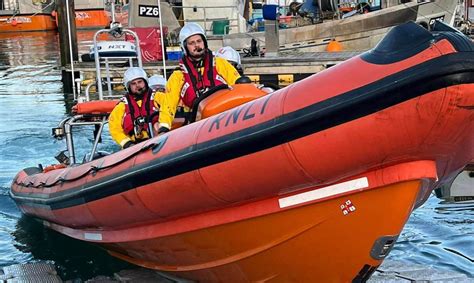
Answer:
[157,0,167,80]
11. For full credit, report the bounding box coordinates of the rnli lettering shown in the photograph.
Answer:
[152,136,168,155]
[75,12,91,19]
[209,113,227,132]
[208,94,274,132]
[7,17,31,23]
[243,101,256,120]
[139,5,160,18]
[225,107,244,127]
[260,94,272,114]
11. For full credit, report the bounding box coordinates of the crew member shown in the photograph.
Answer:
[109,67,161,148]
[215,46,244,75]
[157,23,241,134]
[149,74,167,93]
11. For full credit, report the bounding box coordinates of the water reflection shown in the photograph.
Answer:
[12,215,133,281]
[0,31,59,67]
[388,196,474,277]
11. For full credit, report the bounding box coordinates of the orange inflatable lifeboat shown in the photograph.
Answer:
[10,22,474,282]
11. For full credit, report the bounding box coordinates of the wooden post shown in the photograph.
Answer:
[243,0,250,22]
[56,0,79,93]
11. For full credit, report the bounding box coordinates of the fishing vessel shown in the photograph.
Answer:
[0,0,56,32]
[224,0,458,52]
[10,22,474,281]
[0,0,110,32]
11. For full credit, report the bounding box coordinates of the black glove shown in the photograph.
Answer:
[158,126,170,134]
[123,141,135,149]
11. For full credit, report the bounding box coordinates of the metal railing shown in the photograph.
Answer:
[170,4,242,36]
[91,26,142,100]
[0,0,17,11]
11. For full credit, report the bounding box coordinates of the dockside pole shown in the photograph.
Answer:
[56,0,79,95]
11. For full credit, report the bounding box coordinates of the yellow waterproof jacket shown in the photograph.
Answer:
[158,57,240,129]
[109,91,164,147]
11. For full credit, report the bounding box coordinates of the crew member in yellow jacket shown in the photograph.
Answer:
[109,67,162,148]
[156,23,240,134]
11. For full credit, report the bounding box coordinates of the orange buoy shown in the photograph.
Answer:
[11,18,17,26]
[326,39,342,52]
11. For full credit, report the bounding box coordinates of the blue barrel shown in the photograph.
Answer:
[262,4,278,20]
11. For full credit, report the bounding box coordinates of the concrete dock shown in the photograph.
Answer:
[65,51,361,93]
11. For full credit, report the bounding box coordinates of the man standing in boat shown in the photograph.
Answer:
[156,23,241,134]
[109,67,161,149]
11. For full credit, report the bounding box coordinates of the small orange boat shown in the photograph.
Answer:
[0,0,109,32]
[73,0,109,30]
[0,0,56,32]
[50,0,110,30]
[9,22,474,281]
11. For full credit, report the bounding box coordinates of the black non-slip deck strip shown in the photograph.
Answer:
[12,53,474,209]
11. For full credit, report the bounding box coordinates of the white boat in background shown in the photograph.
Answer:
[435,165,474,203]
[416,0,457,28]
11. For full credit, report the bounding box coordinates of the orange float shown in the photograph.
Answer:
[71,99,119,114]
[42,163,66,173]
[326,38,343,52]
[10,22,474,282]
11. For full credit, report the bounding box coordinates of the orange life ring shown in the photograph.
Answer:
[43,164,66,173]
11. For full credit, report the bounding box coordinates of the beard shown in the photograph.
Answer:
[136,87,146,95]
[190,47,205,60]
[132,87,147,98]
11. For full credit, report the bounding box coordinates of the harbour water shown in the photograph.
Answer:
[0,32,472,281]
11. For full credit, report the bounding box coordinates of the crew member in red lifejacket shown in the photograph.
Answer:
[156,23,241,134]
[109,67,161,149]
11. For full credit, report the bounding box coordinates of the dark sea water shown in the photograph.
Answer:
[0,32,472,281]
[0,31,132,280]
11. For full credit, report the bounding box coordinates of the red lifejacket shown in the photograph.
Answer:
[179,51,226,108]
[122,88,159,138]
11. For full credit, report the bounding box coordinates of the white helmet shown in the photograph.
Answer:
[215,46,241,65]
[149,74,167,91]
[123,67,148,90]
[179,23,207,55]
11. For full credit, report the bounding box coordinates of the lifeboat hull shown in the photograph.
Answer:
[0,14,56,32]
[9,22,474,281]
[75,9,109,29]
[47,161,435,282]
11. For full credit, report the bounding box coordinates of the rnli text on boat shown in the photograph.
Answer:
[209,93,273,132]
